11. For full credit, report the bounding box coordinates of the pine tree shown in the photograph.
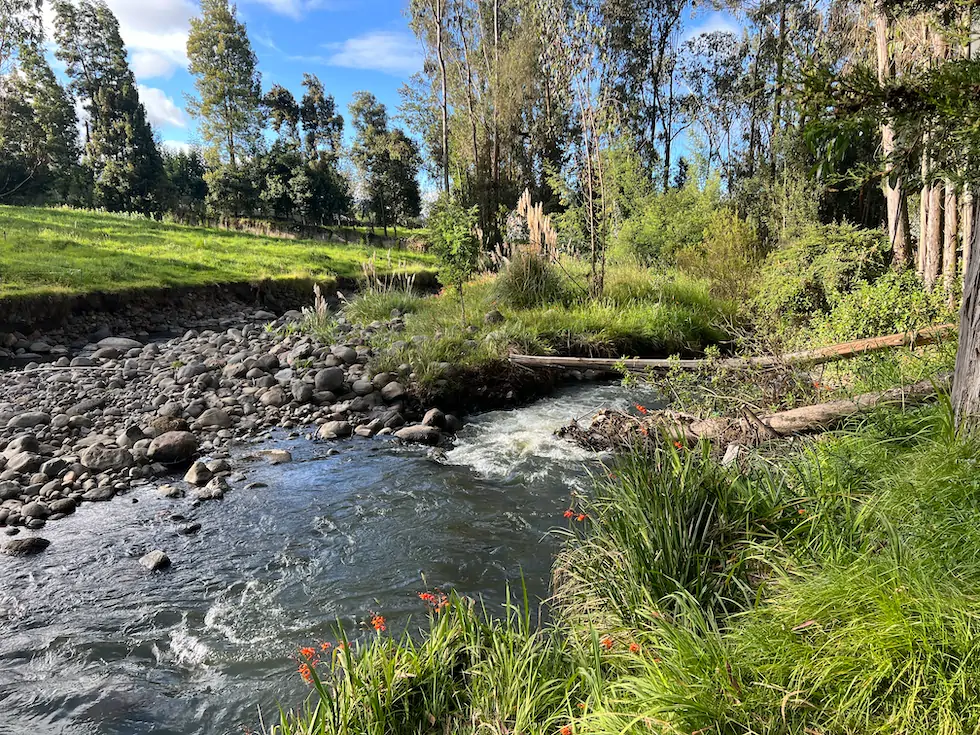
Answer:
[53,0,165,213]
[186,0,264,216]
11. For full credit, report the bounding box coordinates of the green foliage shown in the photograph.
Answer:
[613,175,722,264]
[676,209,761,301]
[428,194,480,315]
[493,252,567,309]
[0,205,435,298]
[53,0,167,214]
[809,269,959,344]
[754,223,891,324]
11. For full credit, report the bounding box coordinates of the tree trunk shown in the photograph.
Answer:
[963,190,975,280]
[953,209,980,431]
[944,183,959,305]
[925,181,943,290]
[770,0,787,180]
[875,12,912,267]
[433,0,450,194]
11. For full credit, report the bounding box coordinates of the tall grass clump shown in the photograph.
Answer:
[269,589,591,735]
[493,251,567,309]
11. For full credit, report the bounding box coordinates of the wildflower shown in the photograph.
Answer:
[561,726,573,735]
[298,663,313,684]
[635,404,648,415]
[629,642,640,653]
[673,441,684,450]
[299,647,316,659]
[371,614,387,632]
[577,703,586,710]
[600,636,614,650]
[576,513,587,522]
[798,508,806,515]
[563,509,574,519]
[320,642,332,651]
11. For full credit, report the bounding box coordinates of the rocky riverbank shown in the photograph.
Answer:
[0,305,476,556]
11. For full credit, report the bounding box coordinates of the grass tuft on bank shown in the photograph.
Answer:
[0,205,435,299]
[267,399,980,735]
[323,261,735,391]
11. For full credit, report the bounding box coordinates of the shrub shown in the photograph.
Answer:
[428,194,480,324]
[612,175,722,265]
[754,223,890,323]
[493,252,567,309]
[809,269,958,344]
[675,209,761,301]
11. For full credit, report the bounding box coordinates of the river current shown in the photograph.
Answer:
[0,382,658,735]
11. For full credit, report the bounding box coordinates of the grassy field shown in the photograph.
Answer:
[0,206,435,299]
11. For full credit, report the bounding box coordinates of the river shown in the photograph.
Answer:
[0,382,658,735]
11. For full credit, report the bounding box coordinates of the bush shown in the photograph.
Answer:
[809,269,958,344]
[754,223,890,323]
[493,252,567,309]
[676,210,761,301]
[612,176,721,265]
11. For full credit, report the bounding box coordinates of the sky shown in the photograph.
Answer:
[42,0,741,157]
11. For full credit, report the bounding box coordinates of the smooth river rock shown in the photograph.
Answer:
[394,425,442,445]
[147,431,198,464]
[139,549,171,571]
[2,536,50,556]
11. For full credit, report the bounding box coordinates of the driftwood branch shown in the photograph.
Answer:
[512,325,957,372]
[558,374,952,451]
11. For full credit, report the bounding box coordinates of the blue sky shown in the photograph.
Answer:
[43,0,741,157]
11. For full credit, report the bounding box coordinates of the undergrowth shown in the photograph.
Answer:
[266,398,980,735]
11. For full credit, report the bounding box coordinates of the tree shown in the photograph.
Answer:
[0,45,81,203]
[349,92,422,235]
[429,193,480,324]
[53,0,166,213]
[264,84,300,142]
[186,0,264,215]
[163,148,207,217]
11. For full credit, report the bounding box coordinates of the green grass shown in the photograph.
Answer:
[265,399,980,735]
[0,205,436,298]
[315,262,735,389]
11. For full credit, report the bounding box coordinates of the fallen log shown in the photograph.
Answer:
[557,373,952,451]
[511,324,957,372]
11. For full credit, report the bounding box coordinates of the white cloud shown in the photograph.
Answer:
[684,12,743,42]
[162,139,192,154]
[325,31,422,76]
[138,85,186,129]
[44,0,193,80]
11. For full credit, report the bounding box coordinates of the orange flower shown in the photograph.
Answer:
[298,663,313,683]
[577,703,586,710]
[635,404,648,415]
[600,636,614,650]
[560,726,572,735]
[563,509,574,519]
[299,647,316,659]
[629,642,640,653]
[320,642,332,651]
[798,508,806,515]
[576,513,587,522]
[673,441,684,450]
[371,614,387,632]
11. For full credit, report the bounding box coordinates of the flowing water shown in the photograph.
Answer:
[0,382,659,735]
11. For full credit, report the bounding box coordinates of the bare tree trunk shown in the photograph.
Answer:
[925,181,943,290]
[945,183,959,305]
[875,12,912,267]
[747,38,760,180]
[770,0,787,180]
[919,133,930,276]
[963,190,975,280]
[433,0,450,194]
[953,208,980,431]
[663,68,674,192]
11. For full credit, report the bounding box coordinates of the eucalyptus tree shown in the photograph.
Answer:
[186,0,264,215]
[53,0,166,213]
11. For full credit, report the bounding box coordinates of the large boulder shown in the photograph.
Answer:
[196,408,232,429]
[317,421,352,440]
[394,425,442,446]
[6,412,51,429]
[147,431,198,464]
[2,537,50,556]
[381,381,406,402]
[80,444,135,472]
[314,367,345,392]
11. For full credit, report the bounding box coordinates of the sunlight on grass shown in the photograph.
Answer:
[0,205,436,298]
